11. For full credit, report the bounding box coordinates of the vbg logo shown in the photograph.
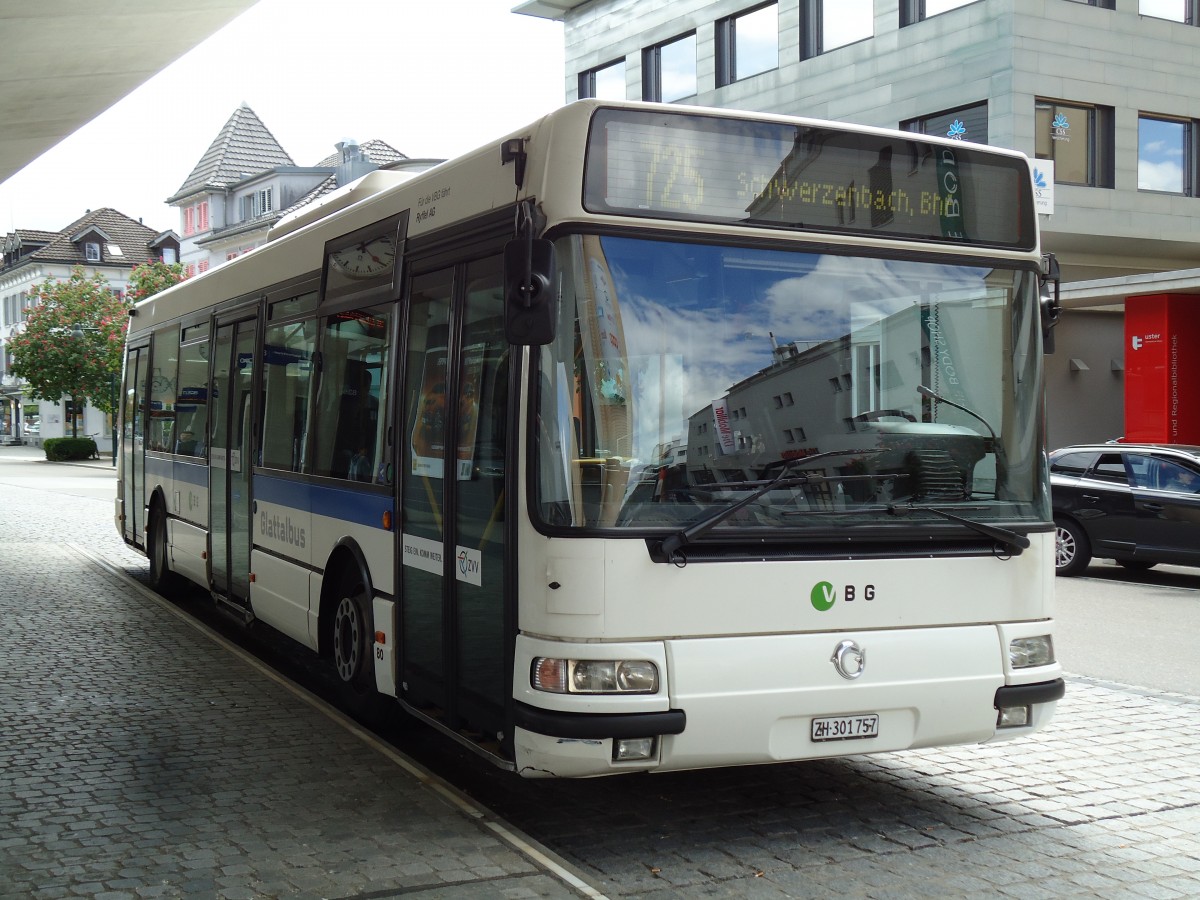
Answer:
[810,581,876,612]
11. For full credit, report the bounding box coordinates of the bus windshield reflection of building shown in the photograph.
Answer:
[536,234,1041,530]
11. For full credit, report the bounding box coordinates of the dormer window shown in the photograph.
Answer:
[241,188,274,221]
[85,242,101,261]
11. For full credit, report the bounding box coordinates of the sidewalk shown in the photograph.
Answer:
[0,456,603,899]
[0,441,116,468]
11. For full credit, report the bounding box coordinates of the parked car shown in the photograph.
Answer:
[1050,443,1200,576]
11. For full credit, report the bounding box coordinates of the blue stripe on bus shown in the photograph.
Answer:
[253,474,394,530]
[140,457,391,529]
[144,454,211,488]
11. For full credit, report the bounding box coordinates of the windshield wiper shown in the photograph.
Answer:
[887,502,1030,553]
[655,449,880,563]
[916,384,997,446]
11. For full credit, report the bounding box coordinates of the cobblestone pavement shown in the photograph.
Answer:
[3,446,1200,899]
[427,670,1200,900]
[0,456,598,900]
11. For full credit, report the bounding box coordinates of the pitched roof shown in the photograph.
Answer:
[311,139,408,169]
[168,104,294,203]
[274,141,410,220]
[22,208,162,268]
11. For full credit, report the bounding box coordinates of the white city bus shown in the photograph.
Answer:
[118,100,1064,777]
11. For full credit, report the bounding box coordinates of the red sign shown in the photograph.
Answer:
[1125,294,1200,443]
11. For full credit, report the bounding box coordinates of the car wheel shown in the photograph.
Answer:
[1118,560,1157,572]
[1054,517,1092,577]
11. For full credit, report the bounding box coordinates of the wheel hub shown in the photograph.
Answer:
[1055,527,1075,568]
[333,596,361,682]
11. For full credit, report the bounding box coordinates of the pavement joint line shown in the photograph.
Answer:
[65,540,611,900]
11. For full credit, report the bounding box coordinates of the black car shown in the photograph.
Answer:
[1050,444,1200,576]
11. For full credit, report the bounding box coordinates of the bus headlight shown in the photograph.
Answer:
[1009,635,1054,669]
[531,658,659,694]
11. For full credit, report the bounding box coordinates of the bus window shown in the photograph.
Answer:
[260,318,317,472]
[312,305,391,482]
[148,326,180,451]
[174,338,209,457]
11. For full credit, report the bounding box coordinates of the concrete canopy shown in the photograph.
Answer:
[0,1,260,186]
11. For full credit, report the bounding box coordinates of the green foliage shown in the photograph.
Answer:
[43,437,99,461]
[8,267,128,415]
[126,260,187,304]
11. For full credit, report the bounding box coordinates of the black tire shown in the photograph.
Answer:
[147,504,185,597]
[331,570,374,697]
[1054,517,1092,577]
[1118,560,1157,572]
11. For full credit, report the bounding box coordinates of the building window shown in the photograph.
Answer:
[717,3,778,87]
[579,58,626,100]
[241,188,275,221]
[903,101,988,145]
[900,0,980,26]
[1035,99,1114,188]
[183,207,195,236]
[161,247,177,264]
[1139,0,1192,22]
[198,201,209,232]
[1138,115,1193,194]
[84,242,101,262]
[802,0,873,58]
[643,33,696,102]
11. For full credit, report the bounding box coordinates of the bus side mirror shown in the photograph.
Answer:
[504,237,556,346]
[1040,253,1061,355]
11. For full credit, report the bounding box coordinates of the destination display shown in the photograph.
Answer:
[583,108,1036,250]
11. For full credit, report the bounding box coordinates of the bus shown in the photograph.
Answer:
[117,100,1064,778]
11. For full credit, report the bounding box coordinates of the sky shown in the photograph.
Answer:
[0,0,565,236]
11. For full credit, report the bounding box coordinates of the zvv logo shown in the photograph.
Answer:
[810,581,876,611]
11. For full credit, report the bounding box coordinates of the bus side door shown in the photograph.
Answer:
[399,252,511,745]
[209,313,259,606]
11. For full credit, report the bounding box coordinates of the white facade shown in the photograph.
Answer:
[1,211,178,450]
[1,262,132,450]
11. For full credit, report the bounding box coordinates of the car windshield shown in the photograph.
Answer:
[534,234,1049,535]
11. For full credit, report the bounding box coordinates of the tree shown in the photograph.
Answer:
[9,267,129,433]
[125,259,187,303]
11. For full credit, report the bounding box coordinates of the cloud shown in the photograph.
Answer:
[1138,159,1184,192]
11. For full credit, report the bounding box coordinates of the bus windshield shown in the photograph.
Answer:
[534,234,1048,534]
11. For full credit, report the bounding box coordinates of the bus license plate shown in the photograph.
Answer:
[811,714,879,742]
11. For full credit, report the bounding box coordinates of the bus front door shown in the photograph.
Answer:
[400,256,510,748]
[209,316,257,608]
[121,345,147,545]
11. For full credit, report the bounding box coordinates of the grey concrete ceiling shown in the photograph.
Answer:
[0,1,260,185]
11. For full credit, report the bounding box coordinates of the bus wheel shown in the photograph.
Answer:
[331,573,373,694]
[147,504,183,597]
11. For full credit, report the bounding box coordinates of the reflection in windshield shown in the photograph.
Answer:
[535,234,1047,534]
